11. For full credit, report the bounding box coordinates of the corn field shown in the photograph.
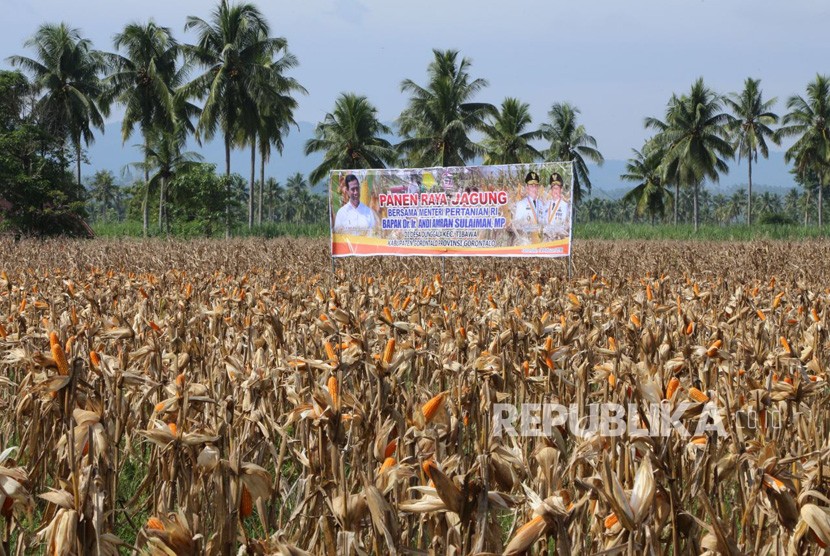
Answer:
[1,238,830,555]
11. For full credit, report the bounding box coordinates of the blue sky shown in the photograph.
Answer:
[1,0,828,181]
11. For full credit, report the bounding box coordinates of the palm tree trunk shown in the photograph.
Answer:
[258,155,265,227]
[674,184,679,226]
[75,141,82,190]
[143,138,150,237]
[819,181,824,230]
[693,182,700,233]
[747,156,753,226]
[158,177,166,235]
[249,142,255,229]
[225,134,231,238]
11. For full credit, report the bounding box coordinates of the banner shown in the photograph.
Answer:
[329,162,573,258]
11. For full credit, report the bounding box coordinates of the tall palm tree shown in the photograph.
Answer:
[285,172,308,222]
[397,49,496,167]
[243,34,303,229]
[724,77,779,226]
[256,91,299,226]
[480,97,542,165]
[783,188,801,222]
[101,21,186,236]
[9,23,106,188]
[305,93,397,185]
[541,102,603,204]
[776,74,830,229]
[135,128,202,233]
[621,145,673,225]
[182,0,297,235]
[649,79,733,232]
[87,169,117,221]
[728,189,745,224]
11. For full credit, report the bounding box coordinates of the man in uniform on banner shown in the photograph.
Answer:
[544,172,570,240]
[333,173,378,235]
[510,171,547,245]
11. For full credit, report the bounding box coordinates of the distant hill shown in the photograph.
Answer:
[86,122,798,198]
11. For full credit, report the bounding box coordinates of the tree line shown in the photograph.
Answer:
[1,0,829,236]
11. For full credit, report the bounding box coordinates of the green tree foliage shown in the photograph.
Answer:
[481,97,542,165]
[0,70,88,236]
[8,23,106,189]
[776,74,830,228]
[648,79,734,232]
[541,102,603,204]
[305,93,397,184]
[398,49,496,167]
[724,78,779,226]
[166,163,245,235]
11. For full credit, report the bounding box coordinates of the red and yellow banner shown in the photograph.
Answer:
[329,162,573,258]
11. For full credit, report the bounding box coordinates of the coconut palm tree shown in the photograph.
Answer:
[621,145,673,225]
[480,97,542,165]
[776,74,830,229]
[256,93,299,226]
[87,169,118,221]
[398,49,496,167]
[101,21,186,236]
[541,102,603,204]
[724,77,779,226]
[305,93,397,185]
[182,0,299,235]
[9,23,106,188]
[136,129,203,233]
[649,79,733,232]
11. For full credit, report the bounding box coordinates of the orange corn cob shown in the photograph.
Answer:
[773,292,783,308]
[379,457,396,474]
[689,435,707,445]
[383,306,393,322]
[608,374,616,388]
[422,392,446,423]
[811,307,820,322]
[0,323,6,339]
[544,337,553,352]
[18,298,25,313]
[608,337,617,351]
[665,377,680,400]
[383,338,396,364]
[685,321,695,335]
[780,336,792,354]
[522,361,530,377]
[324,341,337,363]
[50,332,69,376]
[693,283,700,297]
[147,517,164,531]
[630,314,641,328]
[646,283,653,301]
[706,339,722,357]
[327,376,338,407]
[756,310,766,321]
[604,513,619,529]
[689,387,709,403]
[568,293,579,305]
[240,485,253,518]
[167,422,178,436]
